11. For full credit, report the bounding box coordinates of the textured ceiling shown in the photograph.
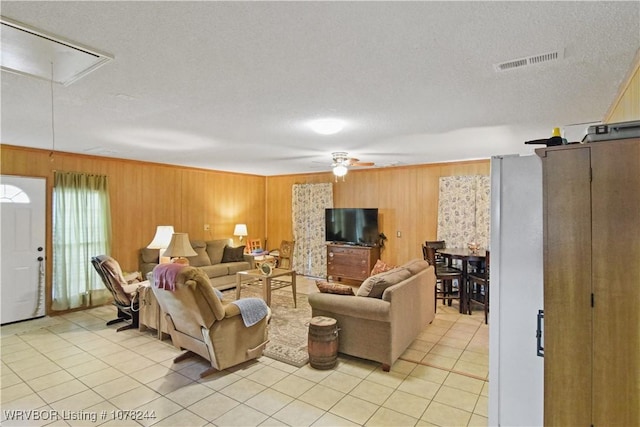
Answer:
[1,1,639,175]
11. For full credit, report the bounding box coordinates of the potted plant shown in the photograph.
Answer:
[378,233,388,251]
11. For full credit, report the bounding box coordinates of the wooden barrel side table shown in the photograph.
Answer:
[308,316,339,369]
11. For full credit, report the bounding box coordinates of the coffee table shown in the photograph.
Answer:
[236,268,297,308]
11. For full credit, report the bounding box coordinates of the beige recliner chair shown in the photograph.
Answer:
[151,265,270,377]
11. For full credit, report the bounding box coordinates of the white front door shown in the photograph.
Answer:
[1,176,47,324]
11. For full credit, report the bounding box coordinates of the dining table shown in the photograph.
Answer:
[436,248,487,314]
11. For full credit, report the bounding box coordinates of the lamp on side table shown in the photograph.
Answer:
[147,225,175,264]
[234,224,248,245]
[163,233,197,265]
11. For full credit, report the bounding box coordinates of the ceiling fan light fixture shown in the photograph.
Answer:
[333,164,348,177]
[308,118,345,135]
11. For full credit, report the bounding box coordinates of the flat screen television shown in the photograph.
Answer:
[325,208,379,246]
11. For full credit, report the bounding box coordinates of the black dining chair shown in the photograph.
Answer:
[424,240,447,266]
[423,244,464,312]
[468,250,490,323]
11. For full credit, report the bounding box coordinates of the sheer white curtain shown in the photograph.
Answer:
[292,183,333,277]
[437,175,491,249]
[52,171,112,310]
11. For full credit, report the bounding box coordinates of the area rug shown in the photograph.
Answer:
[222,281,311,367]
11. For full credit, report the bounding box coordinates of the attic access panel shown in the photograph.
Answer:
[1,16,113,86]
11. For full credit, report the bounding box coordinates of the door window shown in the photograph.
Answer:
[0,184,30,203]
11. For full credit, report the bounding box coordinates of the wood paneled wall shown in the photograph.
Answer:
[605,50,640,123]
[265,160,490,266]
[1,145,265,313]
[2,143,487,313]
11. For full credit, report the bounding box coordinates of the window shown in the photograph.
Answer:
[0,184,30,203]
[52,172,112,310]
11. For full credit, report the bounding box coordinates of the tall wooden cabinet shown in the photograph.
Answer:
[537,138,640,426]
[326,244,380,285]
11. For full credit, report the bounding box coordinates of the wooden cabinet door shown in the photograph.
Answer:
[541,146,592,426]
[590,140,640,426]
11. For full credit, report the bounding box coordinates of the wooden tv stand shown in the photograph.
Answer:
[326,243,380,285]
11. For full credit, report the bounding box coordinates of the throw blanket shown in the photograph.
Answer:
[231,298,269,327]
[152,263,185,291]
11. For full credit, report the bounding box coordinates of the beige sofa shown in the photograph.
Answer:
[308,259,436,370]
[140,238,254,290]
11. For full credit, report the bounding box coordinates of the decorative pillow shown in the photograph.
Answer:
[221,245,246,263]
[356,267,412,298]
[187,240,212,267]
[316,280,355,295]
[401,259,430,275]
[206,239,229,264]
[370,259,395,276]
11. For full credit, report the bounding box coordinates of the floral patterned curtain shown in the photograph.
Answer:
[475,176,491,248]
[437,175,490,249]
[292,183,333,277]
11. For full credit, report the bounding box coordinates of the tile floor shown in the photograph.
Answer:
[1,277,489,426]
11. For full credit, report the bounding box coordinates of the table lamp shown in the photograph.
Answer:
[147,225,175,264]
[234,223,248,243]
[163,233,197,265]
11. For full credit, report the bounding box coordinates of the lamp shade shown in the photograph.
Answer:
[163,233,197,258]
[233,224,248,237]
[147,225,175,249]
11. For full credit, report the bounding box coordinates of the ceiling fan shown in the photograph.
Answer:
[331,152,374,179]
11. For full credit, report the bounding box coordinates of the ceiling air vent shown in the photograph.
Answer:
[494,49,564,72]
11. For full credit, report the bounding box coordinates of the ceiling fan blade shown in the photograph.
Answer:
[329,152,375,168]
[344,157,360,166]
